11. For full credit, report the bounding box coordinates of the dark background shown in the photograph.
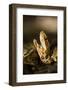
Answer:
[23,15,57,44]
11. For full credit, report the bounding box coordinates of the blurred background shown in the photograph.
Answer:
[23,15,57,44]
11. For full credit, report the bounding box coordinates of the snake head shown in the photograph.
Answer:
[33,31,52,64]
